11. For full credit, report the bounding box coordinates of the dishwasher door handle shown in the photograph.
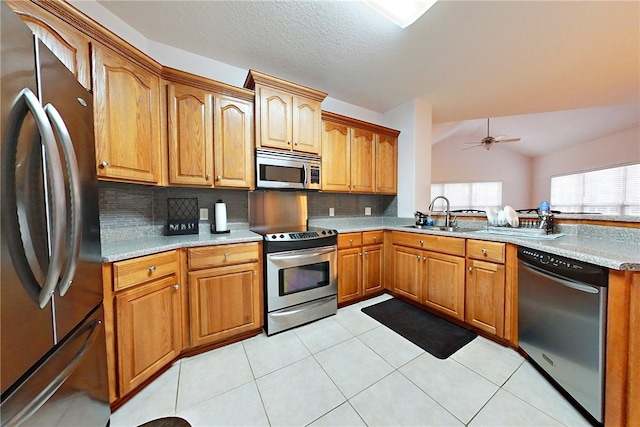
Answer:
[521,261,600,294]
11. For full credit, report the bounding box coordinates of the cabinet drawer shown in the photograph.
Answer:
[467,240,505,263]
[113,250,178,291]
[391,231,465,256]
[188,242,259,270]
[338,232,362,249]
[362,230,384,246]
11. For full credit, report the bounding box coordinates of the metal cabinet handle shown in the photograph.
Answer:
[287,140,291,145]
[173,284,180,290]
[481,249,488,255]
[416,255,420,260]
[359,252,362,256]
[422,256,426,261]
[349,239,353,243]
[295,141,298,146]
[216,175,221,181]
[149,266,156,272]
[468,266,473,272]
[99,161,109,168]
[364,251,368,256]
[419,240,424,245]
[373,236,377,241]
[224,253,229,259]
[206,173,211,179]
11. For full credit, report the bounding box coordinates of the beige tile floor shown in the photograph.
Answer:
[110,294,592,427]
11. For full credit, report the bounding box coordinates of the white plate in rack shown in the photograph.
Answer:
[504,205,519,227]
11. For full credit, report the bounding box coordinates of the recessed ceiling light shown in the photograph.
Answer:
[363,0,438,28]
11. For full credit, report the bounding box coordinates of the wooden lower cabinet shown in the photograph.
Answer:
[423,252,465,321]
[115,273,181,396]
[465,259,505,336]
[337,231,384,304]
[186,242,262,348]
[392,245,423,303]
[188,262,261,347]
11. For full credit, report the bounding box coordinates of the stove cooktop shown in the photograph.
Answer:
[251,227,338,242]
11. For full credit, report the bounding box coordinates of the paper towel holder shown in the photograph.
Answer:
[211,199,231,234]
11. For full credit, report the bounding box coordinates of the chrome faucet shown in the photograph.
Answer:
[428,196,452,228]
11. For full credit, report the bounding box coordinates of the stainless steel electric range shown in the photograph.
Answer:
[249,192,338,335]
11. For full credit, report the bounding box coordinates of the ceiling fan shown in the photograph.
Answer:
[463,118,521,150]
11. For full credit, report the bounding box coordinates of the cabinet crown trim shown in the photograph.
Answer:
[163,67,255,102]
[322,111,400,137]
[244,69,328,102]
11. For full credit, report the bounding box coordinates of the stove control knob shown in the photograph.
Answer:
[271,235,277,240]
[279,234,285,239]
[322,230,326,235]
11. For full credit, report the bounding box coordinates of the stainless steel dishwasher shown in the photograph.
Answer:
[518,247,608,423]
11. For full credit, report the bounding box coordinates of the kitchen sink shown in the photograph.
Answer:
[400,225,478,233]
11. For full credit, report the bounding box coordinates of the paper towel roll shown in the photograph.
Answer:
[214,200,227,232]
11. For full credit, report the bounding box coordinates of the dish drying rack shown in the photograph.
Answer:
[487,213,555,235]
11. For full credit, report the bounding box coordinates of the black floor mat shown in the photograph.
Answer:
[361,298,477,359]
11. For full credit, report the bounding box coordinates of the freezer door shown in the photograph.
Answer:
[1,2,56,397]
[0,306,110,426]
[36,40,104,342]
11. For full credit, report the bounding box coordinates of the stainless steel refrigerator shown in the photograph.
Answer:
[1,2,110,425]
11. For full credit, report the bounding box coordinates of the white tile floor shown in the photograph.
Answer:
[110,294,592,427]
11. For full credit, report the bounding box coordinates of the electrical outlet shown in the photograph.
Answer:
[365,207,372,216]
[199,208,208,221]
[329,207,335,217]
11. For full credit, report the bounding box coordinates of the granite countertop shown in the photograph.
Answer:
[101,230,262,262]
[101,217,640,271]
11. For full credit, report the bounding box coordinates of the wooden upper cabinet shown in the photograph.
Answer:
[245,69,327,155]
[93,45,162,184]
[321,121,351,191]
[376,133,398,194]
[351,128,376,193]
[213,95,254,188]
[292,96,322,154]
[7,0,91,90]
[321,111,400,194]
[167,83,213,186]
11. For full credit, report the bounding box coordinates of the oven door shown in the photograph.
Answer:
[266,245,337,312]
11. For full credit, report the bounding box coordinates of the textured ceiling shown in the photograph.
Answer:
[93,0,639,156]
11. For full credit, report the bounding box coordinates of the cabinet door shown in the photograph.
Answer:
[292,96,321,154]
[350,128,376,193]
[424,252,465,320]
[93,45,161,183]
[167,83,213,186]
[376,134,397,194]
[8,0,91,89]
[321,121,351,192]
[188,262,261,348]
[258,87,292,151]
[338,247,362,304]
[363,244,384,295]
[466,259,505,336]
[393,246,422,303]
[214,95,254,188]
[115,275,181,395]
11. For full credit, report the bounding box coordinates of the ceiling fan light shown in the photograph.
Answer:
[363,0,438,28]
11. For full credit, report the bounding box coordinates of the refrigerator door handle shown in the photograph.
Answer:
[0,317,102,427]
[1,87,67,309]
[44,104,81,297]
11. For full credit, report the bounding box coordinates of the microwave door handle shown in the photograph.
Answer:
[1,88,67,308]
[302,163,308,189]
[44,104,81,297]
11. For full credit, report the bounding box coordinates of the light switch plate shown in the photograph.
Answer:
[200,208,208,221]
[365,207,372,216]
[329,207,335,217]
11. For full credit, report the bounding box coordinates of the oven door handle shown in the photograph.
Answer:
[521,261,600,294]
[270,297,335,317]
[269,246,336,260]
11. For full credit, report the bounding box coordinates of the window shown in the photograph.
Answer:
[430,181,502,212]
[550,163,640,215]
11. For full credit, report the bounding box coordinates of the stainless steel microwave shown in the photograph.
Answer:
[256,149,321,190]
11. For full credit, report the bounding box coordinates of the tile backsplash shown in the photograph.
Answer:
[99,181,397,239]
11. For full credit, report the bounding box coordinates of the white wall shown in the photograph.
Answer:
[532,126,640,203]
[431,141,532,208]
[384,99,433,217]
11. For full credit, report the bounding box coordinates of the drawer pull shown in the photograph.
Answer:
[422,256,426,261]
[173,284,180,290]
[99,161,109,168]
[481,249,488,255]
[419,240,424,245]
[416,255,420,260]
[468,267,473,272]
[224,253,229,259]
[149,266,156,272]
[373,236,377,241]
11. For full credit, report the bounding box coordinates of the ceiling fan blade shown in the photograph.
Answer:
[493,135,507,141]
[462,144,482,150]
[464,141,481,144]
[497,138,521,143]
